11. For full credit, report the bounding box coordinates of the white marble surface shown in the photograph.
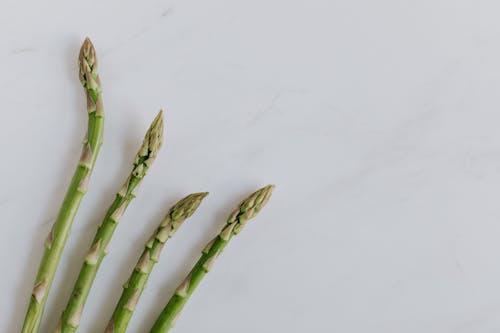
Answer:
[3,0,500,332]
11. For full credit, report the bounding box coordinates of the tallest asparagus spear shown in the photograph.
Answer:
[21,38,105,333]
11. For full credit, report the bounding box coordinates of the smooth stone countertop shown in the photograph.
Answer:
[2,1,500,332]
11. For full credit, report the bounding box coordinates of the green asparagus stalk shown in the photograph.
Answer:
[105,192,208,333]
[149,185,275,333]
[21,38,105,333]
[56,111,164,333]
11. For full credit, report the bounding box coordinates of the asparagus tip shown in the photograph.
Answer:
[78,37,102,109]
[168,192,208,221]
[133,110,164,178]
[79,37,97,77]
[236,184,275,219]
[146,110,164,158]
[146,109,164,158]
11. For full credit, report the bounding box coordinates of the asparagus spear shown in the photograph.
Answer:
[149,185,275,333]
[105,192,208,333]
[56,111,164,333]
[21,38,105,333]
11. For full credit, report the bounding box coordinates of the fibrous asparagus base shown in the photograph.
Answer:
[21,38,105,333]
[105,192,208,333]
[58,111,164,333]
[149,185,274,333]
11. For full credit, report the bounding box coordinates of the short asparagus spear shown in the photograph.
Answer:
[105,192,208,333]
[56,111,164,333]
[21,38,105,333]
[149,185,275,333]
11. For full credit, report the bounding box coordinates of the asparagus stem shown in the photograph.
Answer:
[57,111,164,333]
[149,185,275,333]
[105,192,208,333]
[21,38,105,333]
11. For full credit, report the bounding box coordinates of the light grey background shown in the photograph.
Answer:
[2,0,500,332]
